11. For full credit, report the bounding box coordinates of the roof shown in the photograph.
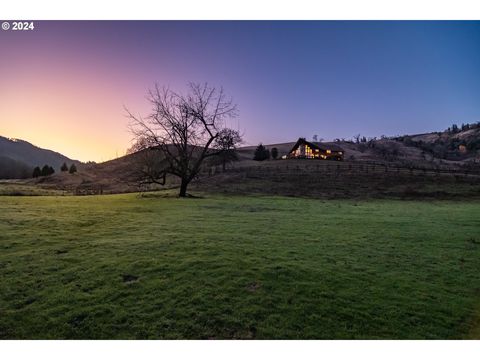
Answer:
[289,138,344,153]
[311,142,344,152]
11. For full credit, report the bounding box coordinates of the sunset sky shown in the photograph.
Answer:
[1,21,480,162]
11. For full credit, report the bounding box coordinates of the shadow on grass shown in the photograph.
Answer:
[137,190,205,199]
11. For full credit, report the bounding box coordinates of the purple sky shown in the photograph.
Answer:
[1,21,479,161]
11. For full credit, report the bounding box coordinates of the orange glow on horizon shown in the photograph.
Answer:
[0,56,151,163]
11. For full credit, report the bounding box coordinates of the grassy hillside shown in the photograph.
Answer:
[194,159,480,200]
[1,193,479,339]
[19,123,480,195]
[239,124,480,164]
[0,181,66,196]
[28,148,480,199]
[396,125,480,163]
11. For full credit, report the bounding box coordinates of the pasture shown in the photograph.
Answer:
[0,192,479,339]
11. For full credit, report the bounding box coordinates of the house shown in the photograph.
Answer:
[287,138,344,161]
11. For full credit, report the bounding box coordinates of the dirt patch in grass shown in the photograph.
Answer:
[122,274,139,283]
[69,314,88,328]
[246,282,261,292]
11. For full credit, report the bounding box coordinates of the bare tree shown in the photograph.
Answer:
[126,83,238,197]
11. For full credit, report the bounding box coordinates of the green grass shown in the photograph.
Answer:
[0,181,66,196]
[0,192,479,339]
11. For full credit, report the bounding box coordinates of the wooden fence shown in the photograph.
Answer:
[216,160,480,180]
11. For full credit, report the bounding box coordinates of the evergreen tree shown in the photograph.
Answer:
[271,147,278,160]
[61,162,68,172]
[41,165,50,177]
[253,144,270,161]
[69,163,77,174]
[265,148,270,160]
[32,166,41,178]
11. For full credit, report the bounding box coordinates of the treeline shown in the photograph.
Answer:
[346,122,480,145]
[32,162,77,178]
[445,122,480,134]
[32,165,55,177]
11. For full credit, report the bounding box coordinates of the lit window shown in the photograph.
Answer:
[326,150,331,154]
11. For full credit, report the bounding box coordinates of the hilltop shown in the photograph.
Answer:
[239,123,480,166]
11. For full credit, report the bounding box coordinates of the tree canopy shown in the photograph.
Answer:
[253,144,270,161]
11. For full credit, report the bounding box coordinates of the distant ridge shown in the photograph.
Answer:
[0,136,81,178]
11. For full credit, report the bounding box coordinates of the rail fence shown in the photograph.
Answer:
[213,160,480,180]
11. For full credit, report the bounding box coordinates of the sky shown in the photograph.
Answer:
[1,21,480,162]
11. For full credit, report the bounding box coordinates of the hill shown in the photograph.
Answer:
[239,124,480,166]
[13,123,480,197]
[395,124,480,162]
[0,136,81,179]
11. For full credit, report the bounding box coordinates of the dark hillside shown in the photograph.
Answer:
[0,156,32,179]
[0,136,81,173]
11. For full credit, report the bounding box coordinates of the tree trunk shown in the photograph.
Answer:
[179,178,189,197]
[222,161,226,172]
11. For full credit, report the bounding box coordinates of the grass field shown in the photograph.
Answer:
[0,181,66,196]
[1,192,480,339]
